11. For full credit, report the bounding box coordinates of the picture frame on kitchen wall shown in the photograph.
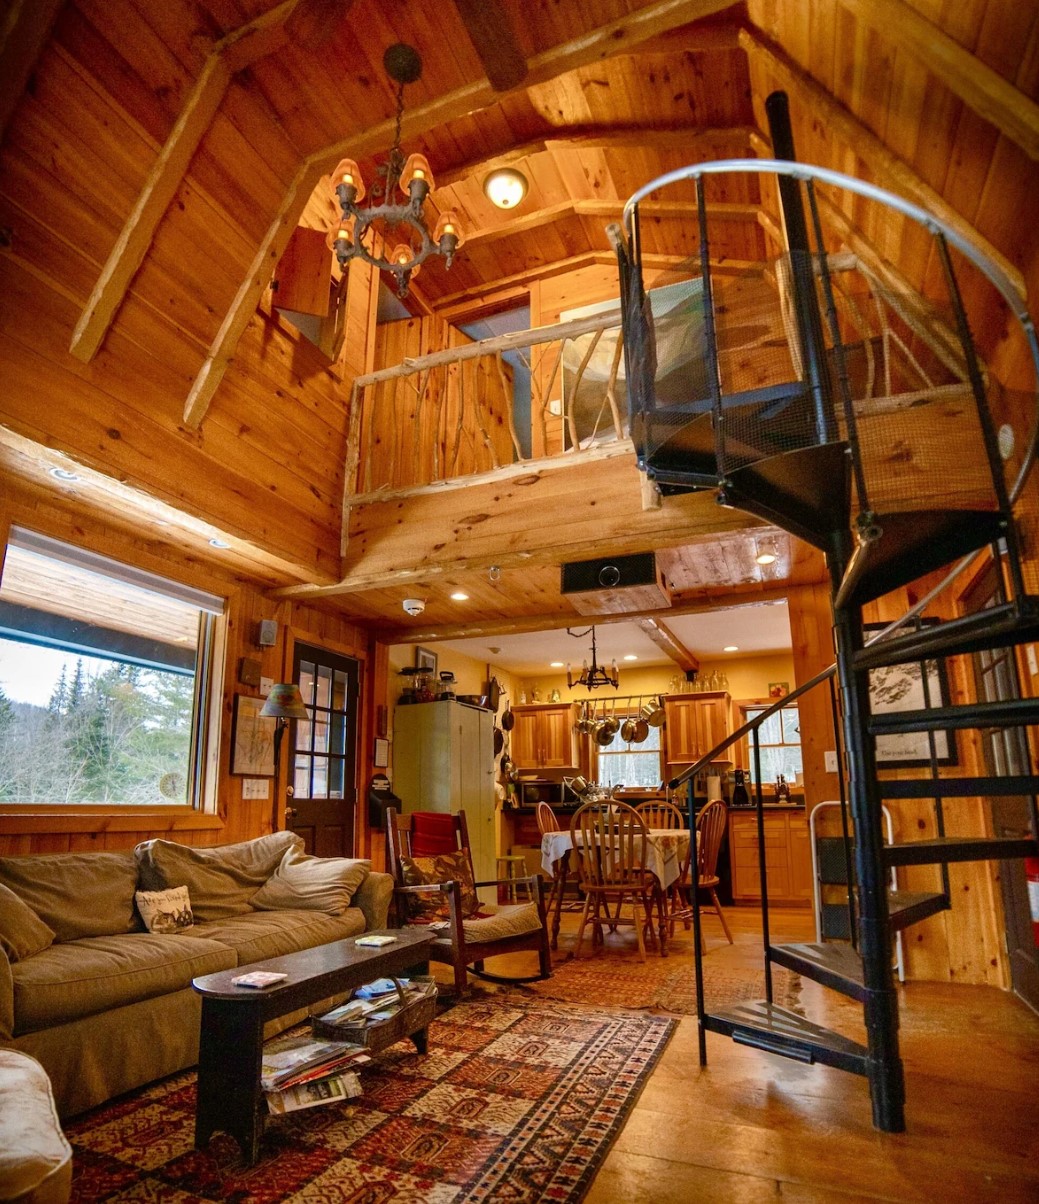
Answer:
[864,622,957,768]
[415,647,437,674]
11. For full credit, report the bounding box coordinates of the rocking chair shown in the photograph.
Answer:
[386,808,552,995]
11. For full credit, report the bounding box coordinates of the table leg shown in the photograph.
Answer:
[551,855,568,950]
[655,885,669,956]
[195,999,266,1165]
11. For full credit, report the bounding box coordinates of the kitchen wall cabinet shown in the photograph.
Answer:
[728,808,813,905]
[509,703,578,770]
[392,701,497,898]
[664,692,731,764]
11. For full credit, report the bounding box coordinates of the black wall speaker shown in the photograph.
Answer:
[561,552,659,594]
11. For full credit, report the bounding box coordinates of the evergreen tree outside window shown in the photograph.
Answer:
[0,529,223,808]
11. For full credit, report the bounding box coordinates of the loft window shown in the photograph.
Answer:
[0,529,224,807]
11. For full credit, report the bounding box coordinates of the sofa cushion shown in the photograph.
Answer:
[0,852,139,943]
[251,849,370,916]
[189,909,365,965]
[11,933,235,1035]
[0,884,56,964]
[134,832,302,921]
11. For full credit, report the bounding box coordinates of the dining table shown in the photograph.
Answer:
[540,827,692,955]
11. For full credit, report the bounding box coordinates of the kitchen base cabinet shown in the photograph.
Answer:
[392,701,497,902]
[729,808,813,905]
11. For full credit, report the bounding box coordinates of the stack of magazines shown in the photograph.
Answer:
[311,976,437,1042]
[260,1036,371,1114]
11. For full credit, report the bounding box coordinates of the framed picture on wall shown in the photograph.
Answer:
[230,695,276,776]
[864,622,958,768]
[415,647,438,674]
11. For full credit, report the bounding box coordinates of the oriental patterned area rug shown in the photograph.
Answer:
[521,930,802,1016]
[66,994,675,1203]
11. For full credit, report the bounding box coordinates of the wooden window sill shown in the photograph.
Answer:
[0,808,227,835]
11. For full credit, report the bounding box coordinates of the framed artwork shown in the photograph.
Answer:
[230,695,276,776]
[768,681,789,699]
[864,623,957,768]
[415,647,438,674]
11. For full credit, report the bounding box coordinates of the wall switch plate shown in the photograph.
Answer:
[1028,644,1038,677]
[242,778,270,800]
[824,750,839,774]
[260,677,273,696]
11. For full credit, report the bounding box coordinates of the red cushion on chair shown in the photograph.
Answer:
[410,812,459,856]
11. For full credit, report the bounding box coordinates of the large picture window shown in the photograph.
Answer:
[742,703,802,787]
[0,529,224,807]
[596,721,664,789]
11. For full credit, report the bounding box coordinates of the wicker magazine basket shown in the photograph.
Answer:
[310,976,437,1053]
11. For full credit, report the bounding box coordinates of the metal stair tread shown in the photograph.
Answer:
[704,1000,868,1074]
[879,775,1039,799]
[868,696,1039,735]
[887,890,949,930]
[768,941,867,1000]
[853,599,1039,669]
[884,835,1039,867]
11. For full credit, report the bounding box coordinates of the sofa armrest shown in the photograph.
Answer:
[353,871,393,931]
[0,947,13,1043]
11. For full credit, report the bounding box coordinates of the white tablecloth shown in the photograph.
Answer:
[540,828,691,891]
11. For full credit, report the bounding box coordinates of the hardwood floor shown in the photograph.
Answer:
[461,903,1039,1202]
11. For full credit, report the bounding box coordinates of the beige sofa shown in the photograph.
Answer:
[0,832,393,1117]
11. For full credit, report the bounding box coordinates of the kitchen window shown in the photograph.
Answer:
[596,722,664,789]
[741,703,802,788]
[0,528,224,808]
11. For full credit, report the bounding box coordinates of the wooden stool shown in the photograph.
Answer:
[496,853,529,903]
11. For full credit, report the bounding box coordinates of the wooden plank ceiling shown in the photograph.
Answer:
[1,0,1037,650]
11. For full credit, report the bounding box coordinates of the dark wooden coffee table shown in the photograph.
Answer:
[192,927,434,1164]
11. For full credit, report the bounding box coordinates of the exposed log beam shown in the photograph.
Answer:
[740,27,1026,302]
[0,0,64,142]
[637,617,700,671]
[372,584,798,645]
[69,0,325,365]
[837,0,1039,163]
[181,0,741,427]
[273,457,761,599]
[435,125,757,189]
[464,200,759,247]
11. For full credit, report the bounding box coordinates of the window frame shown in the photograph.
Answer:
[593,711,665,789]
[737,698,803,788]
[0,528,226,823]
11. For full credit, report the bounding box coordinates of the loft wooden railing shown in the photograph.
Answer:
[342,311,629,509]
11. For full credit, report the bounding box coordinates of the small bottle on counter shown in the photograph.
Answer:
[775,773,790,802]
[731,767,749,808]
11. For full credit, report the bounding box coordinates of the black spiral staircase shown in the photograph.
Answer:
[614,93,1039,1133]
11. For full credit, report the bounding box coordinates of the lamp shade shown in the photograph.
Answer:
[260,683,309,721]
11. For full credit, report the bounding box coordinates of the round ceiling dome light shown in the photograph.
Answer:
[755,551,777,565]
[484,167,528,209]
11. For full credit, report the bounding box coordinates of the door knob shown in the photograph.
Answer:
[285,807,298,820]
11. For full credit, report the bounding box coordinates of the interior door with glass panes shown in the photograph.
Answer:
[288,642,359,857]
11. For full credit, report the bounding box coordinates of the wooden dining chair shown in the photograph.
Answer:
[385,808,552,994]
[635,800,686,830]
[671,799,734,949]
[569,801,665,962]
[535,801,559,834]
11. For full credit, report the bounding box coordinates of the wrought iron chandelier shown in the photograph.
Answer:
[329,44,464,298]
[567,626,619,690]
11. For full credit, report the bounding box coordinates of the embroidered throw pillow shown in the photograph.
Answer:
[399,850,479,924]
[135,886,194,934]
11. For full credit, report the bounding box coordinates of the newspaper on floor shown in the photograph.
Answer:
[265,1070,362,1115]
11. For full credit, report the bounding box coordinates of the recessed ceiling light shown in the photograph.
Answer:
[483,167,528,209]
[755,552,777,566]
[450,591,469,601]
[623,654,638,661]
[550,661,564,668]
[208,538,231,549]
[724,645,739,652]
[48,467,79,482]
